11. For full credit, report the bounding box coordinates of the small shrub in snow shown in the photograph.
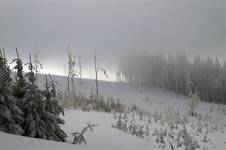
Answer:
[202,129,209,143]
[136,125,144,138]
[181,126,200,150]
[188,93,199,117]
[156,128,167,144]
[131,124,138,136]
[145,125,150,136]
[112,113,127,132]
[71,122,98,145]
[123,113,128,120]
[152,128,159,136]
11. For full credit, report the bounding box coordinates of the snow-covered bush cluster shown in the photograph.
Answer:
[112,103,225,150]
[0,50,66,142]
[57,90,126,113]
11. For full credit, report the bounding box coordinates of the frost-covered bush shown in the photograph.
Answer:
[136,125,145,138]
[188,93,199,117]
[113,111,149,139]
[179,126,200,150]
[58,90,126,113]
[112,113,128,132]
[156,129,167,144]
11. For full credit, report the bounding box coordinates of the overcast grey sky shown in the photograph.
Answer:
[0,0,225,81]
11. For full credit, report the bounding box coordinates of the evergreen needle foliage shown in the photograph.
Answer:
[71,122,99,145]
[0,49,24,135]
[0,49,67,142]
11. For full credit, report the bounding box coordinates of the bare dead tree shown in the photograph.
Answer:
[67,46,71,94]
[94,50,99,97]
[25,54,36,85]
[78,55,82,85]
[94,50,108,98]
[2,48,6,59]
[66,46,78,95]
[33,44,43,78]
[33,54,43,77]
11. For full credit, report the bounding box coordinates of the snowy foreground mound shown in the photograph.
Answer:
[0,110,154,150]
[1,76,226,150]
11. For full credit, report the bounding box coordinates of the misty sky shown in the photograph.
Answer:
[0,0,225,81]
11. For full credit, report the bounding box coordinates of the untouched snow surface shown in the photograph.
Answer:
[1,76,226,150]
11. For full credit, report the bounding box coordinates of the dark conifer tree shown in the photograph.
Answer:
[0,49,23,135]
[44,74,64,115]
[11,49,27,106]
[22,54,67,141]
[22,54,49,138]
[43,74,67,141]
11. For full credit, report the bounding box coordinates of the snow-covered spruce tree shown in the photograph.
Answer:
[43,74,67,141]
[22,54,66,141]
[22,54,48,138]
[112,112,128,132]
[44,74,64,115]
[186,79,199,117]
[189,93,199,117]
[136,125,144,138]
[0,49,23,135]
[11,49,27,107]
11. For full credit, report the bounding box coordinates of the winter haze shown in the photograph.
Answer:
[0,0,225,81]
[1,1,226,149]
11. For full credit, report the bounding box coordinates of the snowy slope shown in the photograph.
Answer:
[38,74,226,120]
[1,75,226,150]
[0,110,156,150]
[37,75,190,112]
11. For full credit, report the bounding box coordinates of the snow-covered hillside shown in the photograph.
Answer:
[1,75,226,150]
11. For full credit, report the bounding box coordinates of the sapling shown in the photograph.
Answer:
[112,112,127,132]
[71,122,98,145]
[189,93,200,117]
[156,128,166,144]
[136,125,144,138]
[202,128,209,143]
